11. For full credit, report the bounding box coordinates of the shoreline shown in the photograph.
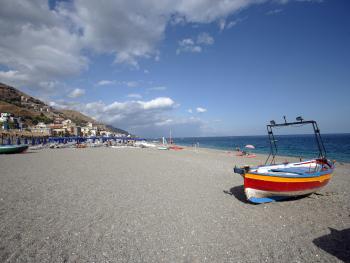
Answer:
[176,144,350,165]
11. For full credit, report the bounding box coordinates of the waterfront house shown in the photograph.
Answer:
[0,112,12,122]
[30,122,51,135]
[49,123,65,136]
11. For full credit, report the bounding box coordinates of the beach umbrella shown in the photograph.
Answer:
[245,144,255,149]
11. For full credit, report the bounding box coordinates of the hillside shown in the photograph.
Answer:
[0,82,128,134]
[59,109,97,126]
[104,124,129,136]
[0,83,44,107]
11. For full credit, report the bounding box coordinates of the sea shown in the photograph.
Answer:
[174,134,350,163]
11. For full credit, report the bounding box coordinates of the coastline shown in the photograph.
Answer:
[177,144,350,165]
[1,147,349,262]
[173,133,350,164]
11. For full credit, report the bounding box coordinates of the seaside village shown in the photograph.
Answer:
[0,109,138,149]
[0,112,124,138]
[0,108,185,151]
[0,91,187,151]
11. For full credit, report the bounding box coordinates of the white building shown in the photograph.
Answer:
[30,122,51,134]
[0,112,12,122]
[62,119,73,126]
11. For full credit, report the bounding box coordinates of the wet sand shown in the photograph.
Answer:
[0,147,349,262]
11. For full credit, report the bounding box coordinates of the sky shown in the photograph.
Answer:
[0,0,349,137]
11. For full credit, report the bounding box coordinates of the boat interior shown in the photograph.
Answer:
[251,159,333,177]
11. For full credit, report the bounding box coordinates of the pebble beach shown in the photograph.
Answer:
[1,147,350,262]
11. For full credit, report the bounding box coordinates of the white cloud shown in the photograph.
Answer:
[127,93,142,99]
[141,97,174,110]
[227,20,238,29]
[96,80,139,88]
[65,0,266,65]
[71,97,176,134]
[48,100,82,110]
[177,32,214,54]
[196,107,207,113]
[0,1,87,92]
[68,88,85,98]
[197,32,214,45]
[219,18,240,31]
[97,80,115,86]
[218,19,226,31]
[180,38,195,46]
[188,108,193,113]
[48,95,205,136]
[124,81,139,88]
[155,119,173,126]
[148,86,167,91]
[0,70,31,87]
[176,38,202,54]
[266,9,283,15]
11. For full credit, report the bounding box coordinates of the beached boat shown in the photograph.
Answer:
[0,144,29,154]
[158,137,169,150]
[233,117,335,204]
[169,145,184,150]
[157,146,169,150]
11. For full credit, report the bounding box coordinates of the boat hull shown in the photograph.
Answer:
[244,172,332,204]
[157,146,169,150]
[169,145,184,150]
[0,145,29,154]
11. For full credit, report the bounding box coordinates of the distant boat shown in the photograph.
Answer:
[169,145,184,150]
[0,144,29,154]
[158,137,169,150]
[167,130,183,150]
[157,146,169,150]
[234,117,335,204]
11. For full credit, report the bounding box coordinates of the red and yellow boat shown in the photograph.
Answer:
[234,117,335,204]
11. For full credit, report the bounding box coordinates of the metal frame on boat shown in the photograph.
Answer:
[265,116,327,164]
[234,117,335,204]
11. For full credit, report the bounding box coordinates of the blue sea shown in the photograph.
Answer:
[174,134,350,163]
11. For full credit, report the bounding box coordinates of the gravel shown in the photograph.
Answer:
[0,147,349,262]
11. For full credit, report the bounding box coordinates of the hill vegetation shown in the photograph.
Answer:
[0,82,129,135]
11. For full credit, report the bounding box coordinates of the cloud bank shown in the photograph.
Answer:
[50,96,207,136]
[0,0,310,91]
[0,0,322,136]
[68,88,85,98]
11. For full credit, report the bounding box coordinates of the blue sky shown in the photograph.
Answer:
[0,0,349,137]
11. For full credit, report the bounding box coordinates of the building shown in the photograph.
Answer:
[54,117,65,124]
[99,130,112,137]
[62,119,73,126]
[0,113,23,130]
[74,126,82,136]
[0,112,12,122]
[30,122,51,135]
[81,123,98,137]
[12,116,23,129]
[21,95,29,102]
[49,124,65,136]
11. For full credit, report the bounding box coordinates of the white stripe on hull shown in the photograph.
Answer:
[245,187,324,199]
